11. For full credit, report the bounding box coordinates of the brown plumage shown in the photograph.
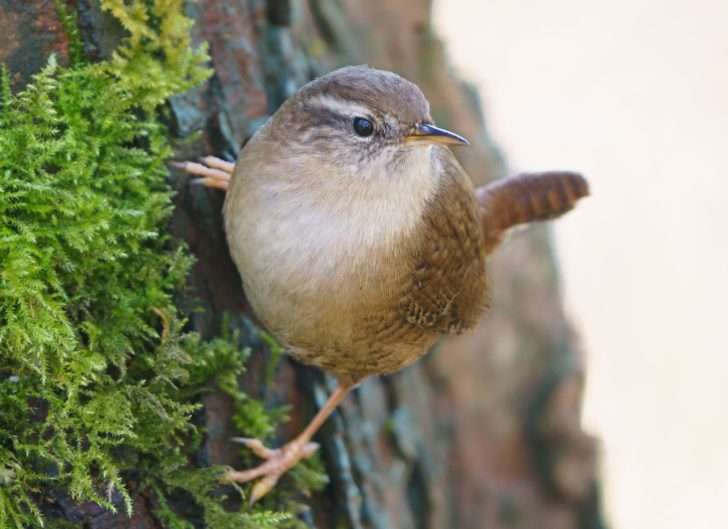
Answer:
[478,170,589,254]
[176,65,589,502]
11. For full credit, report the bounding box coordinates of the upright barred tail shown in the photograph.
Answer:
[476,171,589,255]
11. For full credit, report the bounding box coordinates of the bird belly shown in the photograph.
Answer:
[226,192,438,381]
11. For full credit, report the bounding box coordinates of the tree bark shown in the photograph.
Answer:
[0,1,605,528]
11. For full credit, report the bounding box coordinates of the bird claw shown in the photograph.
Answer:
[224,438,321,504]
[199,155,235,173]
[230,437,278,459]
[169,155,233,191]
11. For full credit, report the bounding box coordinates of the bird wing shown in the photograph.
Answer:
[402,148,490,335]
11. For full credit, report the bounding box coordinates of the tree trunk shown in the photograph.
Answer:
[0,1,605,528]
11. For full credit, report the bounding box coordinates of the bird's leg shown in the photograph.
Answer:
[224,383,353,504]
[171,156,234,191]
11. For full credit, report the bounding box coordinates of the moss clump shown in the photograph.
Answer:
[0,1,308,527]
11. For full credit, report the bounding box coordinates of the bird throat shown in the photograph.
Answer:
[274,144,439,275]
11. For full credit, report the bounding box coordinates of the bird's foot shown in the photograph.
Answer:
[170,155,233,191]
[223,437,320,504]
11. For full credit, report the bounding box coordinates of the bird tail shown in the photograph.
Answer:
[476,171,589,255]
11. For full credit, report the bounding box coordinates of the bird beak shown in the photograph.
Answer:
[405,123,470,147]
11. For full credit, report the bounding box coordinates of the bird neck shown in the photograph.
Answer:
[271,145,439,251]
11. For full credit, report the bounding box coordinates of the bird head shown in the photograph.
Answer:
[267,65,468,181]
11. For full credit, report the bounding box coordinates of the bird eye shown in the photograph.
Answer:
[353,117,374,137]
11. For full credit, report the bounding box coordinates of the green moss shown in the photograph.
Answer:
[0,1,320,527]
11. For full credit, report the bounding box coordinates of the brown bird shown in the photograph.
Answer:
[176,65,589,502]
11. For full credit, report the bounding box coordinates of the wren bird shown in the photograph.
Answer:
[176,65,589,502]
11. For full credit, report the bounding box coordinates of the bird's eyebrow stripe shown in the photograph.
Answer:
[304,94,373,118]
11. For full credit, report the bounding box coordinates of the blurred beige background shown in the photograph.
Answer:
[434,1,728,528]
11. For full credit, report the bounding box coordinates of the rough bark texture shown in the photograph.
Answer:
[1,1,605,528]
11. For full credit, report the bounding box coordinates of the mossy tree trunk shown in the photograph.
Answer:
[0,1,605,528]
